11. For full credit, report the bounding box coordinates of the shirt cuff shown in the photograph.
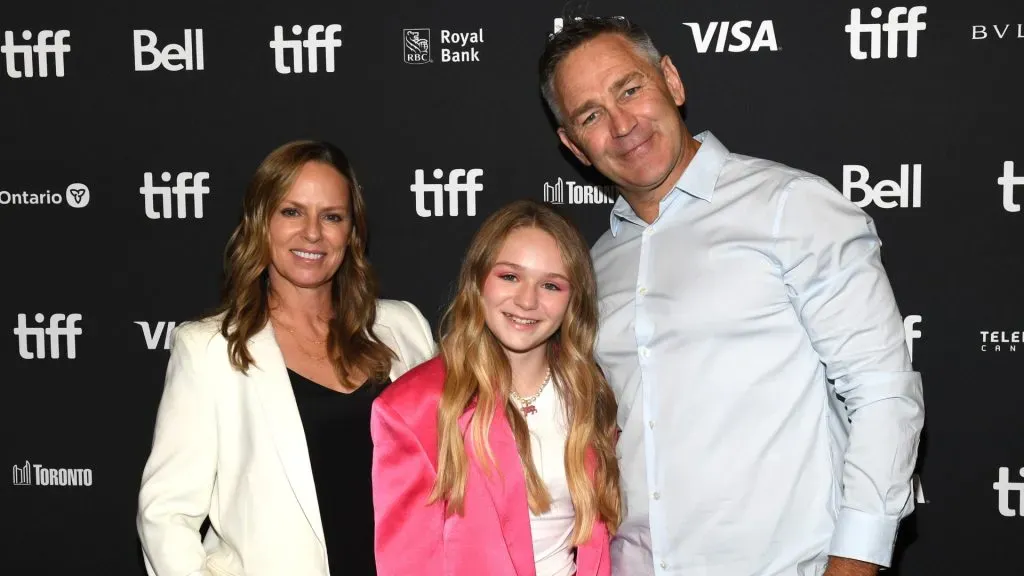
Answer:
[828,507,900,568]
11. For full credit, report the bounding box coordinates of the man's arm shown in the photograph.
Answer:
[774,176,925,571]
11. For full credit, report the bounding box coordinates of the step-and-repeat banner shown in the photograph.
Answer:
[1,0,1020,573]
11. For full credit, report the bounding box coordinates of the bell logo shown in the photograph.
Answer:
[13,313,82,360]
[133,29,204,72]
[411,168,483,217]
[140,171,210,219]
[846,6,927,60]
[135,321,177,350]
[904,315,921,363]
[1,29,71,78]
[843,164,922,209]
[998,161,1022,213]
[682,20,780,53]
[994,467,1024,517]
[269,24,342,74]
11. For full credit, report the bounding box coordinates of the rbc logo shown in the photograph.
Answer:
[404,29,431,64]
[411,169,483,217]
[843,164,922,209]
[13,313,82,359]
[133,29,204,72]
[139,172,210,219]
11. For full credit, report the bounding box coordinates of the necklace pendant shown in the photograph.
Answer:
[522,405,537,416]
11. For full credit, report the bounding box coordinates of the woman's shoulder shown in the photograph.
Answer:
[376,356,444,417]
[374,298,427,327]
[169,313,232,353]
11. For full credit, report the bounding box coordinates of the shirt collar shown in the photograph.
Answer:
[609,130,729,236]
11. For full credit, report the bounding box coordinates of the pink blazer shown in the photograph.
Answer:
[371,357,611,576]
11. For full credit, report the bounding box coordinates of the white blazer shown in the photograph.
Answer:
[137,299,437,576]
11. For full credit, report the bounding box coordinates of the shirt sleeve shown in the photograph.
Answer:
[774,176,925,567]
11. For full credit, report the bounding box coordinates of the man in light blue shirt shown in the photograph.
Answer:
[538,16,924,576]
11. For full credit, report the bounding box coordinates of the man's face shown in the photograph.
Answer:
[553,33,687,195]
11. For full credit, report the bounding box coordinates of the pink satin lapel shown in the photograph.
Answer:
[458,404,536,576]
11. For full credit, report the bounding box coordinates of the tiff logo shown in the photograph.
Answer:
[994,467,1024,517]
[843,164,922,209]
[411,168,483,217]
[904,315,921,363]
[404,29,431,64]
[846,6,927,60]
[136,321,177,350]
[682,20,780,53]
[13,313,82,359]
[134,29,204,71]
[270,24,342,74]
[1,29,71,78]
[140,171,210,219]
[998,161,1022,213]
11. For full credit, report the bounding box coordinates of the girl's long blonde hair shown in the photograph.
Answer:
[429,199,621,542]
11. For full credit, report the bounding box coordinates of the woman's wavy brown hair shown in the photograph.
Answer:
[429,199,621,542]
[215,140,393,387]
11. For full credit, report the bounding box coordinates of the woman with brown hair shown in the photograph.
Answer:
[371,200,621,576]
[137,140,436,576]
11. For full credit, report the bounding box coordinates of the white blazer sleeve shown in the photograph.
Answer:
[137,325,218,576]
[400,299,438,359]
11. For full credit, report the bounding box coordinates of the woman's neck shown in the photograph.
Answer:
[268,279,333,329]
[506,345,549,397]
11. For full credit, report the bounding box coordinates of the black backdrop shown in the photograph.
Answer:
[2,0,1022,573]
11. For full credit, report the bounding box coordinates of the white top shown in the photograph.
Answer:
[524,377,577,576]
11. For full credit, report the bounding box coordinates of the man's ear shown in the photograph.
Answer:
[660,55,686,107]
[558,127,592,166]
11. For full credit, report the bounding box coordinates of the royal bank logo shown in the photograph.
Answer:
[846,6,927,60]
[999,161,1022,213]
[682,20,780,53]
[543,178,616,206]
[403,29,431,64]
[994,467,1024,517]
[136,321,177,350]
[1,29,71,78]
[0,182,90,208]
[401,27,483,63]
[11,461,93,486]
[980,330,1020,353]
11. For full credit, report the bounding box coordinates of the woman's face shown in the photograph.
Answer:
[480,227,572,360]
[267,161,353,291]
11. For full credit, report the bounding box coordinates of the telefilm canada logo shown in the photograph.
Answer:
[543,178,616,206]
[979,330,1020,353]
[0,182,90,208]
[402,27,484,64]
[11,461,93,487]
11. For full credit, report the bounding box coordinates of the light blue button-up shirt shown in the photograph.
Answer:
[592,131,924,576]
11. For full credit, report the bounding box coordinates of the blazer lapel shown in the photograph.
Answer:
[248,324,326,548]
[372,322,406,381]
[459,404,536,576]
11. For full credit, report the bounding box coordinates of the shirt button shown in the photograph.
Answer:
[638,286,648,296]
[652,491,661,500]
[638,347,650,358]
[660,561,668,569]
[649,420,655,429]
